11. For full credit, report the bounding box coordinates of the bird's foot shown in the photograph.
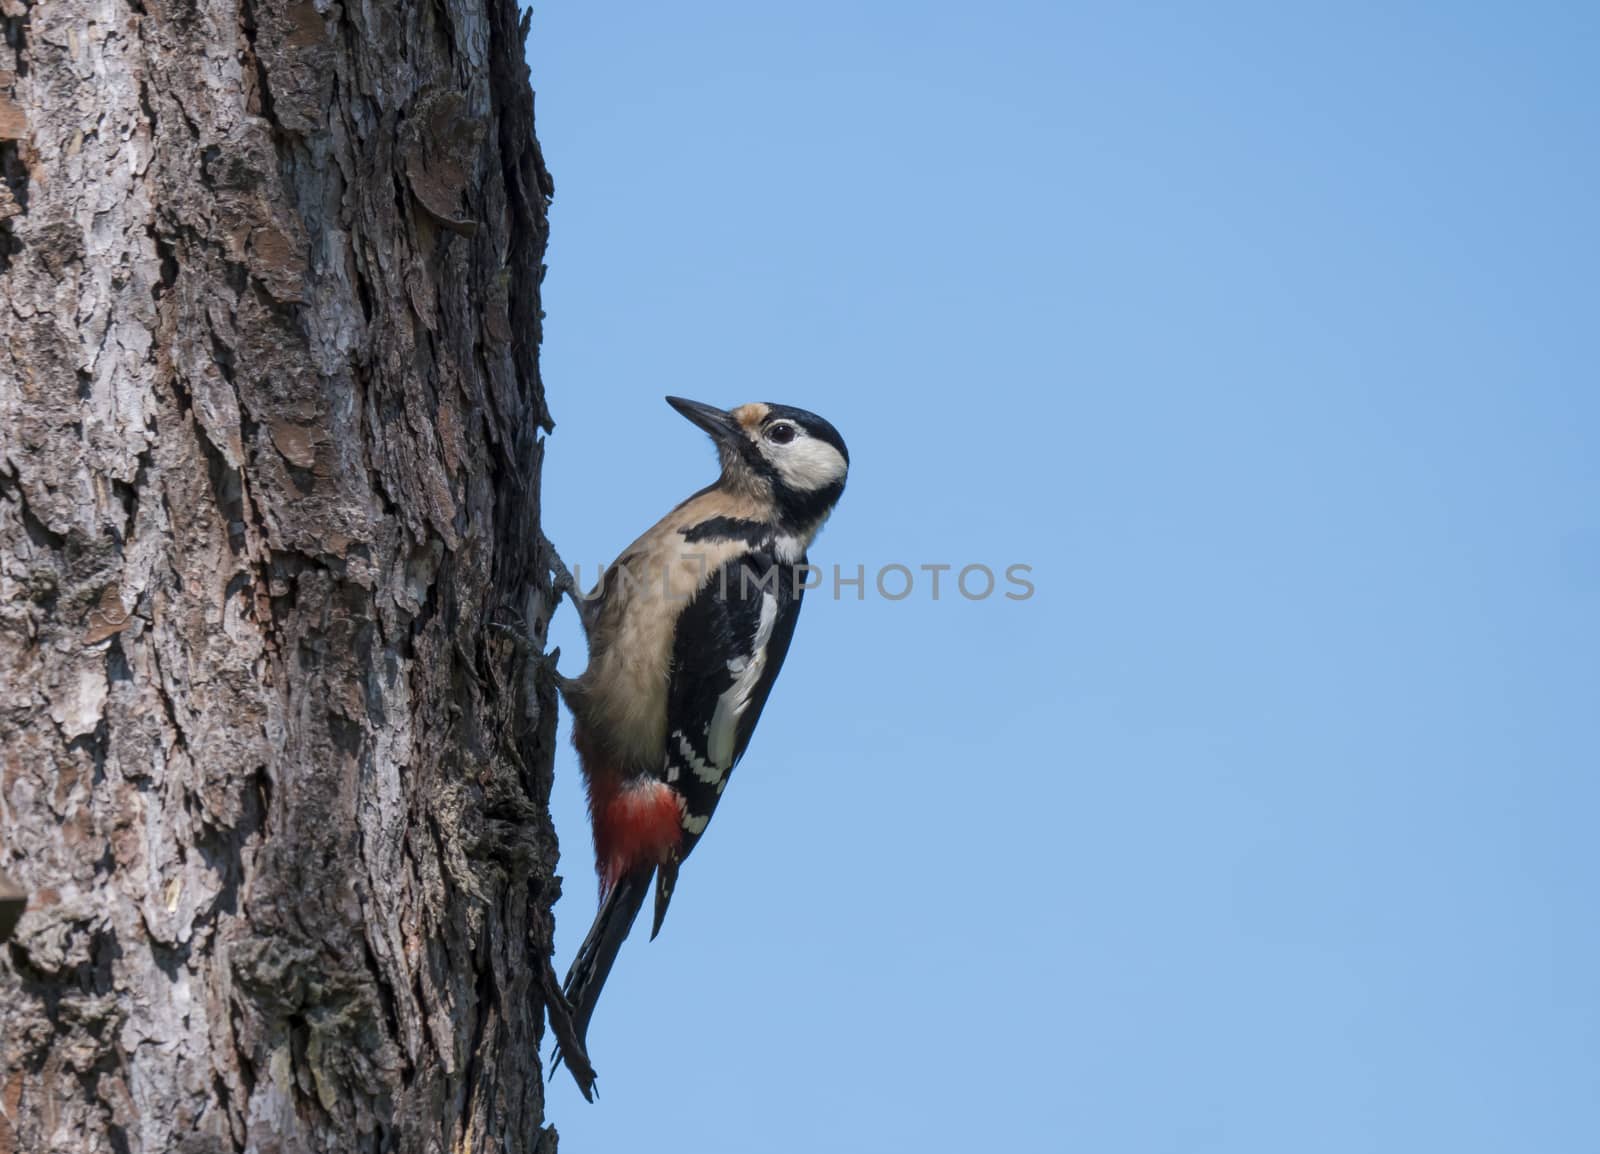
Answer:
[539,530,594,635]
[487,622,573,695]
[536,645,579,702]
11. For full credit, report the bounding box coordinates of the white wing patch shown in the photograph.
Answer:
[706,590,779,771]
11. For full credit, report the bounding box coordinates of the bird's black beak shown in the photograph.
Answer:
[665,396,743,448]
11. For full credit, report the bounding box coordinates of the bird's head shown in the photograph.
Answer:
[666,396,849,526]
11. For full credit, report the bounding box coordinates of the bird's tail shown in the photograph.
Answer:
[563,865,653,1054]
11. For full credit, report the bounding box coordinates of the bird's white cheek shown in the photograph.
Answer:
[775,441,847,492]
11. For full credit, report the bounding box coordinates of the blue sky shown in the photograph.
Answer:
[527,3,1599,1150]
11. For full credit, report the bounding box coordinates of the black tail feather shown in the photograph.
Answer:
[562,866,653,1058]
[650,859,679,941]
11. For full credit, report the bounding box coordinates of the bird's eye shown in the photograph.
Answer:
[766,423,797,445]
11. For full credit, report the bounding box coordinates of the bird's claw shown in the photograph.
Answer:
[536,644,566,687]
[539,530,594,634]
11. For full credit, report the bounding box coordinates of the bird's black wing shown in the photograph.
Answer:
[652,549,804,936]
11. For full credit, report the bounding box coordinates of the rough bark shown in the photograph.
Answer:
[0,1,565,1151]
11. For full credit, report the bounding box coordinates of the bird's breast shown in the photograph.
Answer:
[573,527,757,772]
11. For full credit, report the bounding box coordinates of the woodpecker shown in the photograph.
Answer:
[546,396,848,1098]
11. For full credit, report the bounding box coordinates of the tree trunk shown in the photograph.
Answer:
[0,1,565,1150]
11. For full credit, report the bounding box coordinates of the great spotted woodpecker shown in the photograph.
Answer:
[546,396,848,1098]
